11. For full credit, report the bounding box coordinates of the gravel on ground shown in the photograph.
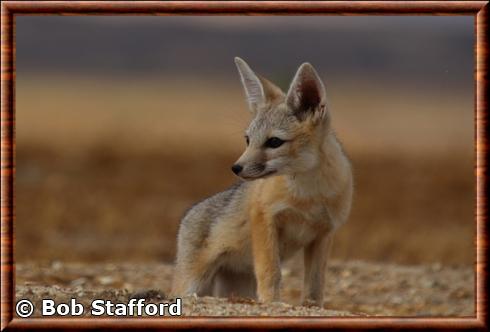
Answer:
[15,260,474,317]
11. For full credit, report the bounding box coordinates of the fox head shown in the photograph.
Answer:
[232,57,331,180]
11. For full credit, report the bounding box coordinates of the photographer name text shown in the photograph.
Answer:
[16,298,182,317]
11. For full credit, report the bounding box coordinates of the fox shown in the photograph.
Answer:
[171,57,353,307]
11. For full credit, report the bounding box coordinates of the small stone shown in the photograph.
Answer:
[97,276,114,285]
[70,278,86,287]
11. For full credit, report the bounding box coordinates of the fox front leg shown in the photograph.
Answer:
[250,207,281,303]
[303,233,333,307]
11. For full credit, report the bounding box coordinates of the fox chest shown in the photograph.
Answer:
[272,204,333,258]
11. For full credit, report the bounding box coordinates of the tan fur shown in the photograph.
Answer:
[172,58,353,307]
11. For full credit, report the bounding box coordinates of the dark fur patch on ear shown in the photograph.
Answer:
[294,78,321,121]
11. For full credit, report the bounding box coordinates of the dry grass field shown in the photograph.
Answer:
[15,75,474,266]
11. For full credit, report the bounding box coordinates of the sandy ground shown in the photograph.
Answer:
[16,260,474,317]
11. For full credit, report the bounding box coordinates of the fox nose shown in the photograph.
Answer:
[231,164,243,175]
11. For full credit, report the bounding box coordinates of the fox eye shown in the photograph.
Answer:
[245,136,250,146]
[264,137,285,149]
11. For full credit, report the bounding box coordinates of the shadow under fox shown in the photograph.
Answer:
[172,57,353,307]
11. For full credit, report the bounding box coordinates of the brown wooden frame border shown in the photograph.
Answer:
[1,1,487,330]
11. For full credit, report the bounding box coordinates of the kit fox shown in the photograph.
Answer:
[172,57,353,307]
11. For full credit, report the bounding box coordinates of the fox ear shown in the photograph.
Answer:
[234,57,284,112]
[286,63,327,121]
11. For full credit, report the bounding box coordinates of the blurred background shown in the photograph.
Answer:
[15,16,474,266]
